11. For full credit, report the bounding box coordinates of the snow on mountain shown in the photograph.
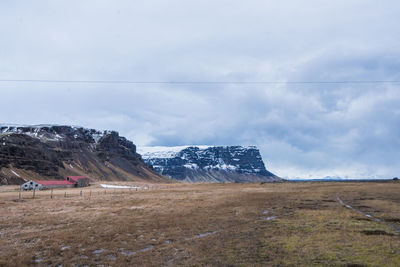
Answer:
[138,145,212,159]
[0,124,108,144]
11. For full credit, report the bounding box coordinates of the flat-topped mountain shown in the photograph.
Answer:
[138,145,281,183]
[0,124,165,185]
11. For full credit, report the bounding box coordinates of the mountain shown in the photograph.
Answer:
[138,145,281,183]
[0,124,166,185]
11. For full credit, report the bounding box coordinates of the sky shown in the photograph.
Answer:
[1,0,400,179]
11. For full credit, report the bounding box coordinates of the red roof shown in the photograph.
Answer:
[67,176,90,183]
[35,180,75,186]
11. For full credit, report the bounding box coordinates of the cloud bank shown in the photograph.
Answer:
[0,1,399,178]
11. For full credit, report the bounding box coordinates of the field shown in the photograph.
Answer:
[0,182,399,266]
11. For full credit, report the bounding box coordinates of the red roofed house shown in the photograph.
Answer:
[35,180,75,189]
[20,176,91,190]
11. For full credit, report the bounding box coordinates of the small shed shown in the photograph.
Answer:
[66,176,91,187]
[21,180,43,191]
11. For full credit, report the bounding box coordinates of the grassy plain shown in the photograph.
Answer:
[0,182,399,266]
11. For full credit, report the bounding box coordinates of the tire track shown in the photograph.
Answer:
[336,195,400,235]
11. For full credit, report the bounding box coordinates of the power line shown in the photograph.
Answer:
[0,79,399,85]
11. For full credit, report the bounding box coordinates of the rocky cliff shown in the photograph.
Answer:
[0,125,166,185]
[138,146,281,182]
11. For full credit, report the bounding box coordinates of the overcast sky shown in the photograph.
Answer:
[1,1,400,179]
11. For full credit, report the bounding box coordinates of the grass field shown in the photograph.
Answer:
[0,182,399,266]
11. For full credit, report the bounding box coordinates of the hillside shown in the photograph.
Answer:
[138,145,281,182]
[0,125,166,185]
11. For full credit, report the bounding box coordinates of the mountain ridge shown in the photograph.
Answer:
[138,145,281,183]
[0,124,166,185]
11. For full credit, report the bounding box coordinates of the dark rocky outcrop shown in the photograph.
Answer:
[0,125,165,185]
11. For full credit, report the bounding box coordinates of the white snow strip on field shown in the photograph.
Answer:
[184,230,221,241]
[261,216,277,221]
[120,246,154,256]
[92,248,105,254]
[100,184,140,189]
[11,170,20,177]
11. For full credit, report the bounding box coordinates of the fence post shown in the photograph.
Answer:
[51,189,53,199]
[64,192,66,198]
[80,190,82,197]
[33,189,36,199]
[19,189,21,200]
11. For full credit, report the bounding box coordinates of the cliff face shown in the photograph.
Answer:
[138,146,281,183]
[0,125,165,185]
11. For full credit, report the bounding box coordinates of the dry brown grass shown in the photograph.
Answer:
[0,182,399,266]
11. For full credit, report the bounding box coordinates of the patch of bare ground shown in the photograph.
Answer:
[0,182,399,266]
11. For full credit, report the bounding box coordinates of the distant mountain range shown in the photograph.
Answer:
[0,124,281,185]
[138,145,281,183]
[289,177,395,182]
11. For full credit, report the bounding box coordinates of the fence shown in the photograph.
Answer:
[11,185,168,202]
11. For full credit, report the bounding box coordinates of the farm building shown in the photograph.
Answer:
[34,180,75,189]
[66,176,91,187]
[20,176,91,190]
[20,180,43,190]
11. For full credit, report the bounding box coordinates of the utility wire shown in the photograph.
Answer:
[0,79,399,85]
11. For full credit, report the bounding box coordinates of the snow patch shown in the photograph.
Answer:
[11,170,20,177]
[130,206,144,210]
[92,133,104,143]
[120,246,154,256]
[93,248,105,254]
[184,230,221,241]
[24,132,41,139]
[183,163,199,169]
[100,184,140,189]
[204,164,237,171]
[138,145,212,159]
[261,216,277,221]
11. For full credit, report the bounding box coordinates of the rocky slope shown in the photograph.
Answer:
[138,146,281,182]
[0,125,166,185]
